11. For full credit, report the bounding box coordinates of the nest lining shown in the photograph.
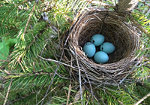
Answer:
[65,8,140,86]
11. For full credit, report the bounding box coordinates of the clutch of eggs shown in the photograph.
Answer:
[83,34,115,64]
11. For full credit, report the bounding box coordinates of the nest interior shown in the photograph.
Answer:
[78,13,136,63]
[66,8,140,86]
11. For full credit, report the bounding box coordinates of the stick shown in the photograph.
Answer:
[3,79,12,105]
[38,55,75,69]
[116,0,139,12]
[39,66,60,105]
[23,3,36,36]
[66,84,72,105]
[75,50,83,105]
[38,48,65,105]
[134,93,150,105]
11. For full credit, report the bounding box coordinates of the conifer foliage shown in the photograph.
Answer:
[0,0,150,105]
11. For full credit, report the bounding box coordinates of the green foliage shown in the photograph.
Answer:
[0,37,17,60]
[0,0,87,104]
[0,0,150,105]
[0,42,9,60]
[132,1,150,81]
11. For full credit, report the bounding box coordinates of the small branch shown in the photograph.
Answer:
[38,55,75,69]
[23,3,36,36]
[38,67,59,105]
[75,50,83,105]
[134,93,150,105]
[0,92,5,99]
[38,49,65,105]
[3,71,52,80]
[116,0,139,12]
[73,87,85,104]
[66,84,72,105]
[3,79,12,105]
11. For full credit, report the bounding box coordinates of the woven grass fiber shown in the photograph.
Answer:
[63,8,141,86]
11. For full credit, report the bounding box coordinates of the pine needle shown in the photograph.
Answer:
[3,79,12,105]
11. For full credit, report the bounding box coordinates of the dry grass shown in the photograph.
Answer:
[62,8,142,86]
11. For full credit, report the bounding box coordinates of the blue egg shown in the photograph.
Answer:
[91,34,105,46]
[83,42,96,58]
[100,42,115,54]
[94,51,109,64]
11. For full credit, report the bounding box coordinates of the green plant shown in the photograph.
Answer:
[0,0,149,105]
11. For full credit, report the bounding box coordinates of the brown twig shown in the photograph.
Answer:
[37,69,59,105]
[75,50,83,105]
[116,0,139,12]
[23,3,36,36]
[38,55,75,69]
[3,79,12,105]
[38,46,65,105]
[134,93,150,105]
[66,84,72,105]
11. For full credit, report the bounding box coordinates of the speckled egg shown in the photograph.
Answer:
[100,42,115,54]
[91,34,105,46]
[83,42,96,58]
[94,51,109,64]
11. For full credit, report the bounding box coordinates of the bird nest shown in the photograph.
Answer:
[63,8,141,86]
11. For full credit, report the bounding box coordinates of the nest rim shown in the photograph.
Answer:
[65,8,141,86]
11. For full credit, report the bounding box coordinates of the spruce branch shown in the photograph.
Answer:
[129,15,150,38]
[1,0,150,105]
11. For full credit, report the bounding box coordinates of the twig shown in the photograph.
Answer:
[75,50,83,105]
[38,55,75,69]
[134,93,150,105]
[82,68,94,99]
[116,0,139,12]
[74,87,85,104]
[3,79,12,105]
[119,59,142,84]
[38,48,65,105]
[66,84,72,105]
[23,3,36,36]
[0,92,5,99]
[17,2,36,72]
[85,94,90,105]
[38,66,59,105]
